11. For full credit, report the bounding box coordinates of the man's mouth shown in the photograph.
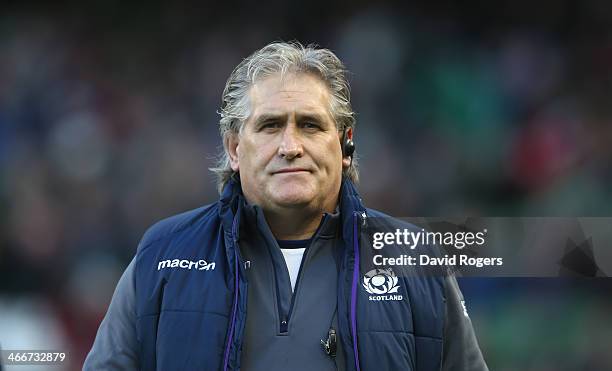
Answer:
[272,168,310,174]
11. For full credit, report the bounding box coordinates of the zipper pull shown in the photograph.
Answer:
[280,317,288,333]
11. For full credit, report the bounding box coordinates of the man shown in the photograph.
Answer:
[84,41,488,370]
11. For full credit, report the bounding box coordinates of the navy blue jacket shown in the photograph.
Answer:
[131,178,450,371]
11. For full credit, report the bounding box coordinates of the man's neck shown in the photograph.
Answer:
[263,207,329,240]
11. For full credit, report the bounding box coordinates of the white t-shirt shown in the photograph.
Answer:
[280,248,306,292]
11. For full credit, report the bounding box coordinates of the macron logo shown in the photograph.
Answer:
[157,259,216,271]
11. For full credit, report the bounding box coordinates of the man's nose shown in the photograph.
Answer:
[278,124,303,160]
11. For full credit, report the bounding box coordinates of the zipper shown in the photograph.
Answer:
[223,216,240,371]
[350,211,366,371]
[279,244,307,334]
[279,242,309,333]
[278,213,330,334]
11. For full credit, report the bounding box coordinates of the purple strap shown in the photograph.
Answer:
[223,218,240,371]
[351,213,361,371]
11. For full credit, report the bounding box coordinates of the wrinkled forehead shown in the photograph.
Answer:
[245,72,336,125]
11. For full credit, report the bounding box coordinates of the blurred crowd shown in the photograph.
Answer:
[0,1,611,369]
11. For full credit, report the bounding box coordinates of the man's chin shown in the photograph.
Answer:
[268,190,316,209]
[271,196,313,209]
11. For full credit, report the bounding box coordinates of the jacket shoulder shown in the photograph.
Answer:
[365,208,423,232]
[137,202,219,253]
[364,207,445,260]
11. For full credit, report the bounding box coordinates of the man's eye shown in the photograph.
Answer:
[303,122,320,129]
[261,122,281,130]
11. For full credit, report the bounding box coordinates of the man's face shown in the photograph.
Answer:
[227,72,350,214]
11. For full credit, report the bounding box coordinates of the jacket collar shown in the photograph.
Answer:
[219,176,366,241]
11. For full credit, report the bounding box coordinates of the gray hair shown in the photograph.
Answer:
[210,41,358,193]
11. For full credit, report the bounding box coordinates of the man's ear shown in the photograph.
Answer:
[342,127,353,169]
[226,133,240,172]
